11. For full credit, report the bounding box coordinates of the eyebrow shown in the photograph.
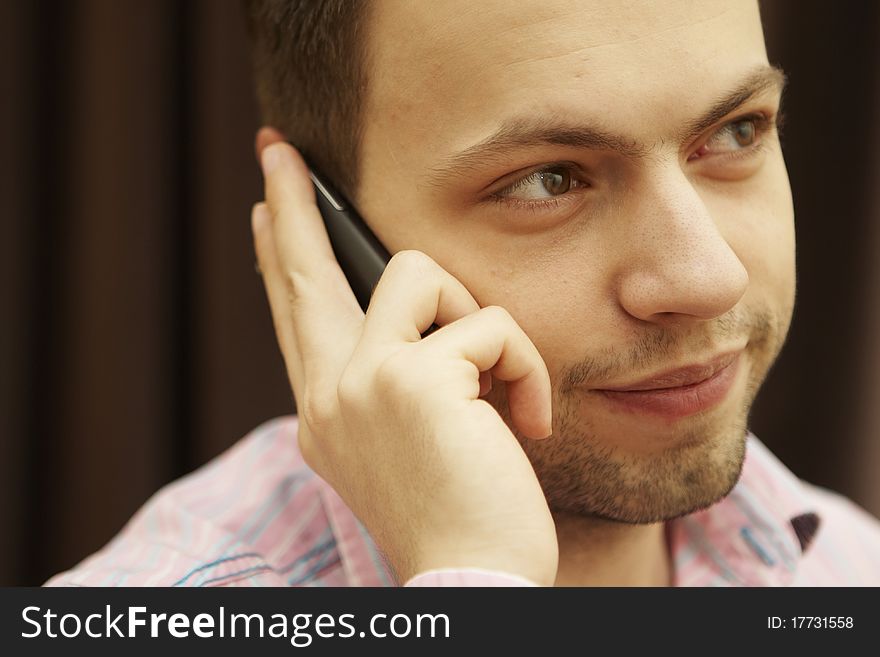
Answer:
[427,64,788,185]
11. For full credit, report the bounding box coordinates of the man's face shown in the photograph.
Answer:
[355,0,795,522]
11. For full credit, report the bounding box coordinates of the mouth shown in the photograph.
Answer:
[592,350,743,420]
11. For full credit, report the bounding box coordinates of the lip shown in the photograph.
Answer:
[599,351,740,391]
[593,350,743,420]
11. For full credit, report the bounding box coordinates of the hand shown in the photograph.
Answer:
[251,128,558,586]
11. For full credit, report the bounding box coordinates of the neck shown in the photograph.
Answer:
[552,511,672,587]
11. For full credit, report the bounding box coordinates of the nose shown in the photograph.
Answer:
[615,168,749,325]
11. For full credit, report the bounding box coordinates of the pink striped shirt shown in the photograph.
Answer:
[45,415,880,587]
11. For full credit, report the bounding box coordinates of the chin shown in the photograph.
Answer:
[517,362,760,523]
[487,330,781,523]
[524,413,751,523]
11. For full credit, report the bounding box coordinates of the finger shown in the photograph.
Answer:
[261,141,337,271]
[259,142,364,385]
[420,306,552,440]
[360,250,483,345]
[252,202,306,404]
[255,125,286,163]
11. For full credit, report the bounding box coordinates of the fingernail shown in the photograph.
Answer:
[261,143,285,175]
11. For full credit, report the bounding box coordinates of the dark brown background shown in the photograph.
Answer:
[1,0,879,586]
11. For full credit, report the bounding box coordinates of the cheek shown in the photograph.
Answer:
[455,250,611,382]
[715,158,796,312]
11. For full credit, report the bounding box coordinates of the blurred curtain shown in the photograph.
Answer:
[757,1,880,514]
[0,0,292,586]
[1,0,878,586]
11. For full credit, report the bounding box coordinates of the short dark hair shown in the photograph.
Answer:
[242,0,373,204]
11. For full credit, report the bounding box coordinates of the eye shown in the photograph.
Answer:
[688,115,770,161]
[489,164,587,209]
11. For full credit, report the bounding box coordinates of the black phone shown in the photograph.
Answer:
[304,154,439,336]
[305,160,390,313]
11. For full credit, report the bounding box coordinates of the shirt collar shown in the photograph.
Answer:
[667,432,821,586]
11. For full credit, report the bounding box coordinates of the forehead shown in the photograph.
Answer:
[362,0,767,158]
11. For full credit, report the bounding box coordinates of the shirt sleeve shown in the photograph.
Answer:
[404,568,540,587]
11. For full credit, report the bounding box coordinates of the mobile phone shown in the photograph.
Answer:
[305,161,390,313]
[304,155,439,336]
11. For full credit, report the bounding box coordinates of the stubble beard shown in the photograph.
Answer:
[484,306,788,524]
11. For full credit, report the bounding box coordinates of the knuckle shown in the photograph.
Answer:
[374,351,418,395]
[481,304,514,325]
[297,430,321,470]
[336,368,364,407]
[282,269,318,310]
[387,249,436,276]
[299,387,338,434]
